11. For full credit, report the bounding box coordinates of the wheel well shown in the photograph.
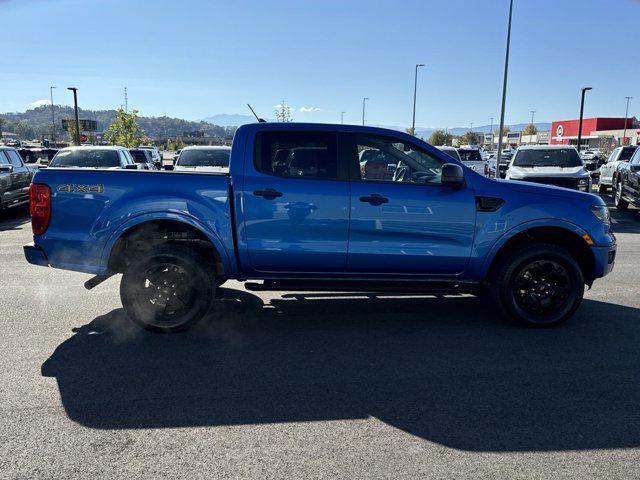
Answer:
[487,226,596,285]
[108,220,224,277]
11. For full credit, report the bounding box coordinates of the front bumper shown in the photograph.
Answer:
[591,243,616,278]
[23,243,49,267]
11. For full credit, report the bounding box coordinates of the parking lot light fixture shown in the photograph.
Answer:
[412,64,425,135]
[67,87,81,146]
[496,0,514,178]
[49,86,56,142]
[362,97,369,126]
[576,87,592,151]
[623,97,632,146]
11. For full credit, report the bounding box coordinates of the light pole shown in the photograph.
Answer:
[623,96,632,146]
[496,0,514,177]
[67,87,81,146]
[490,117,494,149]
[49,86,56,143]
[529,110,536,144]
[362,97,369,126]
[341,111,346,124]
[576,87,592,151]
[412,63,424,135]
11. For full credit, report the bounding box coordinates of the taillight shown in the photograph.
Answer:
[30,183,51,235]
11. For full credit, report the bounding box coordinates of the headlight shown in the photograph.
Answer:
[578,178,590,191]
[590,205,610,224]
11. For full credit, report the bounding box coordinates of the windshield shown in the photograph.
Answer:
[130,150,149,163]
[50,149,120,168]
[619,147,636,161]
[177,149,230,167]
[513,149,582,167]
[458,149,482,162]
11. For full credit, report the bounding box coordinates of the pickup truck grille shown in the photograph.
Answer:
[521,177,581,190]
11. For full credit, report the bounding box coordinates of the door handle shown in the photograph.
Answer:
[253,188,283,199]
[359,194,388,206]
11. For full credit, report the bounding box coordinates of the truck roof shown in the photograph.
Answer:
[517,145,577,150]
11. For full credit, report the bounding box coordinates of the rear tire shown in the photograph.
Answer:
[490,243,584,327]
[120,244,215,333]
[614,183,629,210]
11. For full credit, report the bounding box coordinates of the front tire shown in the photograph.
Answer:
[614,183,629,210]
[490,243,584,327]
[120,245,215,333]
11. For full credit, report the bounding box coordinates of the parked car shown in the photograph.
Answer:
[138,146,162,169]
[129,148,157,170]
[436,146,462,162]
[49,146,139,169]
[506,145,591,192]
[173,146,231,173]
[0,146,34,211]
[24,123,616,333]
[495,149,514,178]
[597,146,636,193]
[457,148,485,174]
[612,147,640,211]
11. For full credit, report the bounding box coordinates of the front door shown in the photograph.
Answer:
[345,133,476,275]
[242,130,350,274]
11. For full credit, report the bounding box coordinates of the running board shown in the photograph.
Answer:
[244,279,479,294]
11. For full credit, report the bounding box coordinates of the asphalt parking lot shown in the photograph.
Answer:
[1,195,639,479]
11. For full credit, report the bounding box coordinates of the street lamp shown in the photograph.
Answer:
[623,96,632,146]
[490,117,494,149]
[412,64,425,135]
[496,0,514,177]
[362,97,369,126]
[341,111,346,124]
[49,86,56,143]
[529,110,536,144]
[576,87,592,151]
[67,87,81,146]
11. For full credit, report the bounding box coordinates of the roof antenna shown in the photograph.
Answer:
[247,103,266,123]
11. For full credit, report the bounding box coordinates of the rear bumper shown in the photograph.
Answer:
[591,243,616,278]
[23,243,49,267]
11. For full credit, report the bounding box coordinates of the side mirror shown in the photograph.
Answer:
[164,164,174,171]
[441,163,465,187]
[0,164,14,173]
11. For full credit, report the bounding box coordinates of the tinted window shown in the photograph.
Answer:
[0,152,9,165]
[256,132,338,179]
[130,150,150,163]
[177,149,230,167]
[50,149,120,168]
[354,134,444,184]
[6,150,23,167]
[457,149,482,162]
[513,149,582,167]
[619,147,636,161]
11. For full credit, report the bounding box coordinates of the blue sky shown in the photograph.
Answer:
[1,0,638,127]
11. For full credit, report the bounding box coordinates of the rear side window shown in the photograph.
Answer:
[619,147,636,161]
[0,152,9,165]
[177,149,230,167]
[255,131,338,179]
[6,150,23,167]
[458,149,482,162]
[130,150,149,163]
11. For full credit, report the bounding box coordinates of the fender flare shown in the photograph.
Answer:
[479,218,590,277]
[99,211,233,275]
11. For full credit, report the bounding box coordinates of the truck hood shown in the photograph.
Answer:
[494,178,600,203]
[508,165,588,179]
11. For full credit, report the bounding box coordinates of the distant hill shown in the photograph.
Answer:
[202,114,265,126]
[0,106,235,141]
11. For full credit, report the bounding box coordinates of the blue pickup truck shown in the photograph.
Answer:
[24,123,616,332]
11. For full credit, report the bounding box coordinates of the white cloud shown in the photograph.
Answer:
[30,99,51,108]
[299,106,321,113]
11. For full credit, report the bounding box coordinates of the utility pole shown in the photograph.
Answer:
[490,117,494,149]
[623,96,632,146]
[124,87,128,113]
[67,87,81,146]
[576,87,592,151]
[412,64,424,135]
[49,86,56,143]
[362,97,369,126]
[341,111,346,124]
[496,0,514,178]
[529,110,536,144]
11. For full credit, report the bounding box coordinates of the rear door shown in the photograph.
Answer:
[241,130,350,273]
[4,149,30,202]
[627,150,640,203]
[345,132,476,275]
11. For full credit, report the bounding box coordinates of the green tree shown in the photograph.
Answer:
[494,126,510,136]
[460,131,481,145]
[428,129,453,146]
[406,127,415,136]
[105,108,144,147]
[66,120,79,145]
[522,123,538,135]
[0,118,5,136]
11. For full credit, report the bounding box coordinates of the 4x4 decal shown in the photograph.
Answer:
[57,184,104,193]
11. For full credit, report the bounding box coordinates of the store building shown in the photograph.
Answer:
[550,117,636,147]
